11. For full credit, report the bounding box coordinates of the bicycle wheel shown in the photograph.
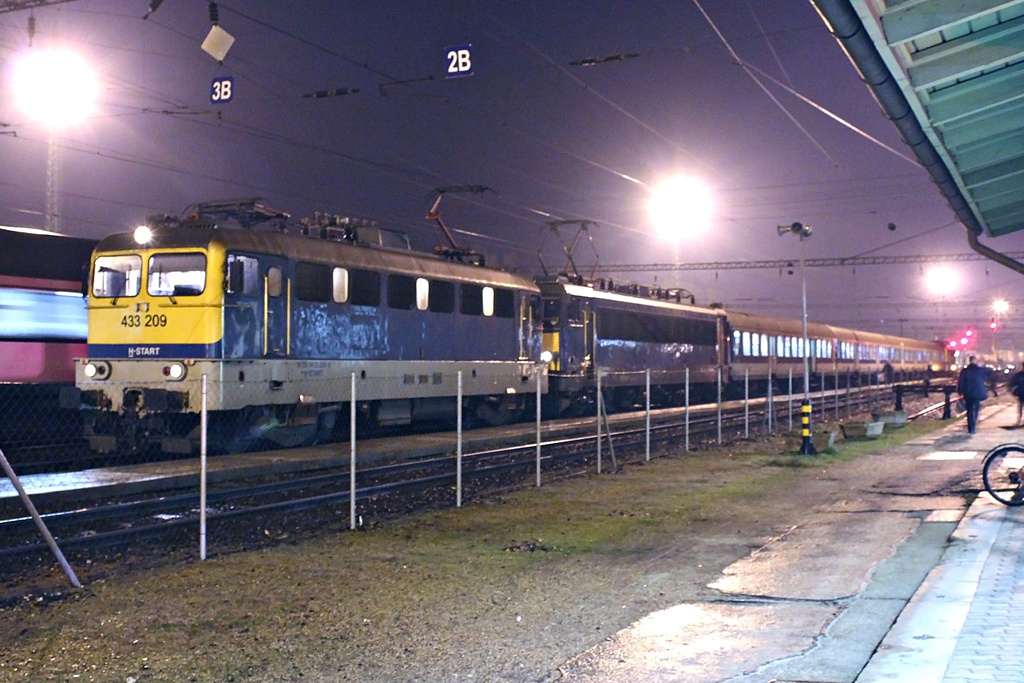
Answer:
[982,444,1024,506]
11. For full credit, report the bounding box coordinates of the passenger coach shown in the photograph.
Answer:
[724,308,945,389]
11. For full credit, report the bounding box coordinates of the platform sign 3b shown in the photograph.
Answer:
[211,76,234,104]
[446,44,473,78]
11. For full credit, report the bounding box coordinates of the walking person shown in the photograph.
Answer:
[1010,368,1024,426]
[957,356,990,434]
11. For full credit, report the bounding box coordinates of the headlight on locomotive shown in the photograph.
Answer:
[83,360,112,380]
[540,350,554,364]
[162,362,187,381]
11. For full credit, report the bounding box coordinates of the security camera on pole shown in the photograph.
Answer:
[777,222,817,455]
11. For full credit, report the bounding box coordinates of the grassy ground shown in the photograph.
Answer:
[0,416,960,682]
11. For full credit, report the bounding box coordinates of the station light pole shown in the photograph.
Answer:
[778,222,816,455]
[12,48,98,233]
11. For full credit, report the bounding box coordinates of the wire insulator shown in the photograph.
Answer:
[208,1,219,25]
[27,13,35,46]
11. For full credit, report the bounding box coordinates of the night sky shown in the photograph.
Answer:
[2,1,1023,348]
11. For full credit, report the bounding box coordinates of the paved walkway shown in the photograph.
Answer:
[857,404,1024,683]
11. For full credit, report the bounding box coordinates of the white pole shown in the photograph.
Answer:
[596,369,602,474]
[685,367,690,453]
[820,371,826,421]
[645,368,651,462]
[834,366,840,420]
[0,448,80,587]
[350,372,357,530]
[744,368,749,439]
[788,367,794,432]
[457,370,463,506]
[536,367,542,486]
[717,367,722,445]
[200,373,207,560]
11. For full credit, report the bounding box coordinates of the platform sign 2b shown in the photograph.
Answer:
[446,44,473,78]
[211,76,234,104]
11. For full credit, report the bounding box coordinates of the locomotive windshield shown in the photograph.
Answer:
[92,255,142,298]
[147,253,207,297]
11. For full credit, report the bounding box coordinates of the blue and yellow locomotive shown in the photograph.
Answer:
[75,201,546,453]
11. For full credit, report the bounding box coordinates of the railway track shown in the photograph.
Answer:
[0,384,933,569]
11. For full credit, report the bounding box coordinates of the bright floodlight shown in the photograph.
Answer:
[649,175,712,242]
[134,225,153,244]
[924,266,959,297]
[13,49,98,128]
[993,299,1009,314]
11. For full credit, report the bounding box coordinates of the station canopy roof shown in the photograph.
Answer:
[814,0,1024,239]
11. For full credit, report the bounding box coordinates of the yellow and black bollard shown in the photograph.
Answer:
[800,400,817,455]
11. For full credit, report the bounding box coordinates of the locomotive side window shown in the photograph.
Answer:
[226,254,260,295]
[267,267,283,298]
[333,268,348,303]
[349,269,380,306]
[296,262,331,302]
[482,286,495,317]
[93,255,142,298]
[461,284,483,315]
[599,310,717,345]
[148,253,206,297]
[741,331,751,356]
[428,280,455,313]
[387,274,416,310]
[416,278,429,311]
[493,288,514,318]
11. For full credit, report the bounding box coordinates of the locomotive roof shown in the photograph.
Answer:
[94,226,539,292]
[552,281,727,318]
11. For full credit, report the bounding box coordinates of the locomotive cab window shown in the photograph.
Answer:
[148,253,206,297]
[226,254,260,295]
[93,255,142,298]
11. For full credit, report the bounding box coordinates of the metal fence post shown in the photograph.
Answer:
[596,369,602,474]
[744,368,750,439]
[536,366,542,486]
[0,447,80,588]
[834,367,839,420]
[788,368,793,432]
[685,367,690,452]
[457,370,463,506]
[645,368,651,462]
[717,367,723,445]
[200,374,208,560]
[350,372,357,530]
[820,371,826,421]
